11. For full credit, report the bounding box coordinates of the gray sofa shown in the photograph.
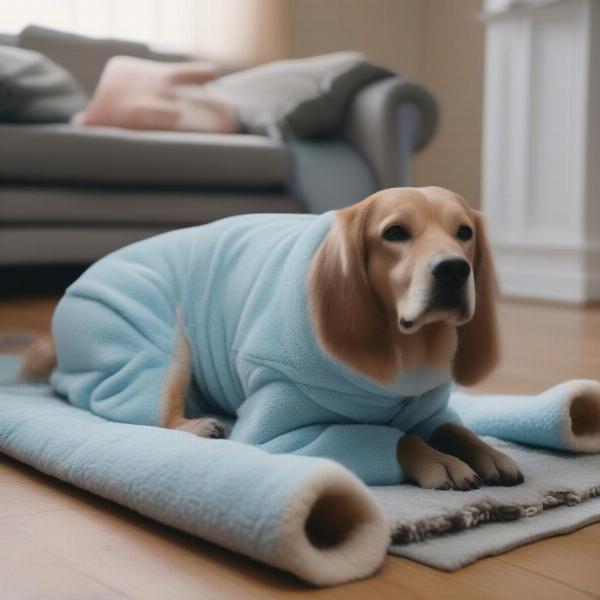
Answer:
[0,27,437,266]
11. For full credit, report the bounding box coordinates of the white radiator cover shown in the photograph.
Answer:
[482,0,600,302]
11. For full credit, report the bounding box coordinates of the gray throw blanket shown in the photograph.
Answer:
[206,51,394,138]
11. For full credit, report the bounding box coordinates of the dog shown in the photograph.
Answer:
[22,186,523,489]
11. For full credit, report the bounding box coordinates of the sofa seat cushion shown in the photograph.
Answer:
[0,124,288,187]
[0,186,302,227]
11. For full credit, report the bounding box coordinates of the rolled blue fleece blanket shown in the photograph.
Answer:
[0,359,387,587]
[450,379,600,454]
[1,355,600,586]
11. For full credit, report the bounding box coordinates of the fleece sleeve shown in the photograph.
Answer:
[229,380,404,486]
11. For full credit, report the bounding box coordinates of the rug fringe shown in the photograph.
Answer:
[391,485,600,544]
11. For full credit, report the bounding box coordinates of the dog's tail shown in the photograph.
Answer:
[19,336,57,381]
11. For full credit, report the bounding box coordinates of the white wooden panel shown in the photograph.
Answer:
[482,0,600,302]
[526,0,587,240]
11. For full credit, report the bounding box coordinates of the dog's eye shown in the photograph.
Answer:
[383,225,411,242]
[457,225,473,241]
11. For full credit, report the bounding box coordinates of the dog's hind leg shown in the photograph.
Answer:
[160,316,226,439]
[51,293,224,434]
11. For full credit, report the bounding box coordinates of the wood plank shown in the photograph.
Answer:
[0,297,57,337]
[379,555,597,600]
[0,521,125,600]
[498,527,600,598]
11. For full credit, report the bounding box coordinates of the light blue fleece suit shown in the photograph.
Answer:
[51,212,461,486]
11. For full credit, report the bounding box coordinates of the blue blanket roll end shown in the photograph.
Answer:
[450,379,600,453]
[0,387,389,586]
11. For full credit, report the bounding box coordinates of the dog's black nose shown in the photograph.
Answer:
[432,259,471,288]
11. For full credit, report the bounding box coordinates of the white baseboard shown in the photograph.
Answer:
[493,242,600,303]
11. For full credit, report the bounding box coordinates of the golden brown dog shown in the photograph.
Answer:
[22,186,523,490]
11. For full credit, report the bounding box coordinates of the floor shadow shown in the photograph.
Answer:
[0,264,89,297]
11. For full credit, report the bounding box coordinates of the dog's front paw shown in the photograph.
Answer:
[429,423,524,487]
[411,453,481,491]
[468,447,524,487]
[397,436,481,491]
[177,417,227,439]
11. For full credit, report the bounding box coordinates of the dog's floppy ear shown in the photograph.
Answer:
[453,211,500,386]
[309,201,397,382]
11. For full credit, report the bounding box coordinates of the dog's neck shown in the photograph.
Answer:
[392,321,458,375]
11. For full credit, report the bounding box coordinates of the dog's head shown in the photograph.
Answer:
[309,186,499,386]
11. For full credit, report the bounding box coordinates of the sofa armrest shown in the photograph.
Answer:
[343,77,438,188]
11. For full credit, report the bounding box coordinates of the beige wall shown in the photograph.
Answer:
[282,0,484,207]
[287,0,421,78]
[414,0,484,207]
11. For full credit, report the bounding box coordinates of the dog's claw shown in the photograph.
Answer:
[458,477,480,492]
[469,479,481,490]
[177,417,227,439]
[208,422,226,439]
[501,470,524,487]
[483,469,524,487]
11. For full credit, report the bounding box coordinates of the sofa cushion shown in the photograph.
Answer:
[0,46,87,123]
[0,124,288,187]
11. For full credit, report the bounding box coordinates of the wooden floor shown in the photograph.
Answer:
[1,297,599,599]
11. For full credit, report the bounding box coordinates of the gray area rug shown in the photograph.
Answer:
[372,438,600,569]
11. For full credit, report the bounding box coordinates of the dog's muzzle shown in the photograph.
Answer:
[397,257,473,333]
